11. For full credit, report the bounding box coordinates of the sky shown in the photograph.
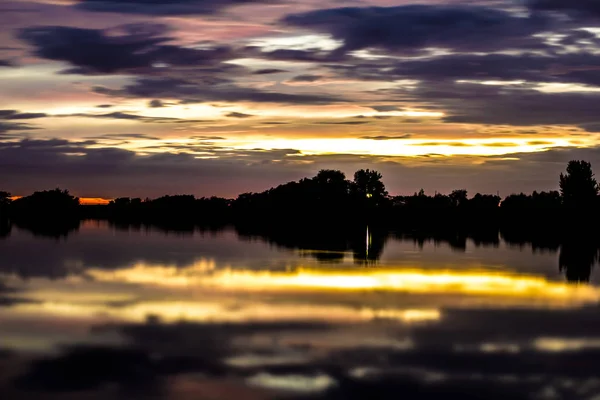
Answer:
[1,0,600,199]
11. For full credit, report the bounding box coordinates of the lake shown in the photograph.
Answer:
[0,220,599,399]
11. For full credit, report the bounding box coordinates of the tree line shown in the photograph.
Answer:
[1,160,599,229]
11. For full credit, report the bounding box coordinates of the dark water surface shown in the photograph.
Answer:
[1,221,599,399]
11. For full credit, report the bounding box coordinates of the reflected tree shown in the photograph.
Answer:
[351,226,387,264]
[0,218,11,239]
[559,239,599,283]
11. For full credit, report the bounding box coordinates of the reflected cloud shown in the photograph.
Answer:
[246,372,337,393]
[111,267,599,305]
[9,300,441,325]
[533,338,600,352]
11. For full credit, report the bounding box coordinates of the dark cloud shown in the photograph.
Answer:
[0,60,15,67]
[253,68,288,75]
[61,111,208,124]
[0,110,47,120]
[96,104,114,108]
[0,121,37,133]
[369,105,401,112]
[190,135,226,141]
[95,77,341,105]
[19,24,236,75]
[347,52,600,86]
[282,5,553,55]
[529,0,600,17]
[288,74,323,83]
[316,120,370,125]
[74,0,280,16]
[359,134,412,140]
[88,133,162,140]
[226,112,254,118]
[148,99,165,108]
[0,138,315,198]
[399,81,600,127]
[258,48,341,63]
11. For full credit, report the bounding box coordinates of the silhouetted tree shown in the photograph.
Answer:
[11,189,79,219]
[449,189,468,207]
[0,191,10,207]
[351,169,388,206]
[313,169,349,205]
[0,191,10,219]
[560,160,598,208]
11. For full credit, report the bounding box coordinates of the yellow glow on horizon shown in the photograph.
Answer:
[230,137,581,157]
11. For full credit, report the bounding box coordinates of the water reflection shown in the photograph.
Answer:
[1,223,600,399]
[559,237,599,283]
[5,221,599,283]
[0,218,10,239]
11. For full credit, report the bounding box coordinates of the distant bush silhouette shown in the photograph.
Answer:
[11,189,79,220]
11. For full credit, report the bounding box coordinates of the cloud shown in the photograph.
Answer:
[226,112,254,118]
[88,133,162,140]
[282,5,553,55]
[369,105,401,113]
[148,99,165,108]
[287,74,323,83]
[0,138,315,198]
[74,0,281,16]
[0,110,47,120]
[18,24,237,74]
[359,134,412,140]
[0,121,37,133]
[316,120,370,125]
[95,77,341,105]
[399,81,600,127]
[253,68,288,75]
[528,0,600,18]
[346,52,600,86]
[0,60,15,67]
[60,111,209,124]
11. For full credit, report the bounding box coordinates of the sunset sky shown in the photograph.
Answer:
[1,0,600,198]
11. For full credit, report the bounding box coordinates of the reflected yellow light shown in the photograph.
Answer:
[87,265,600,306]
[89,261,216,286]
[534,338,600,352]
[11,301,440,324]
[201,269,598,302]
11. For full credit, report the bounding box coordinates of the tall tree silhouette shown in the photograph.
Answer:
[313,169,350,205]
[449,189,468,207]
[351,169,388,206]
[560,160,598,208]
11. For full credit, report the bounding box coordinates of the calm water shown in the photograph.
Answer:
[0,221,599,399]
